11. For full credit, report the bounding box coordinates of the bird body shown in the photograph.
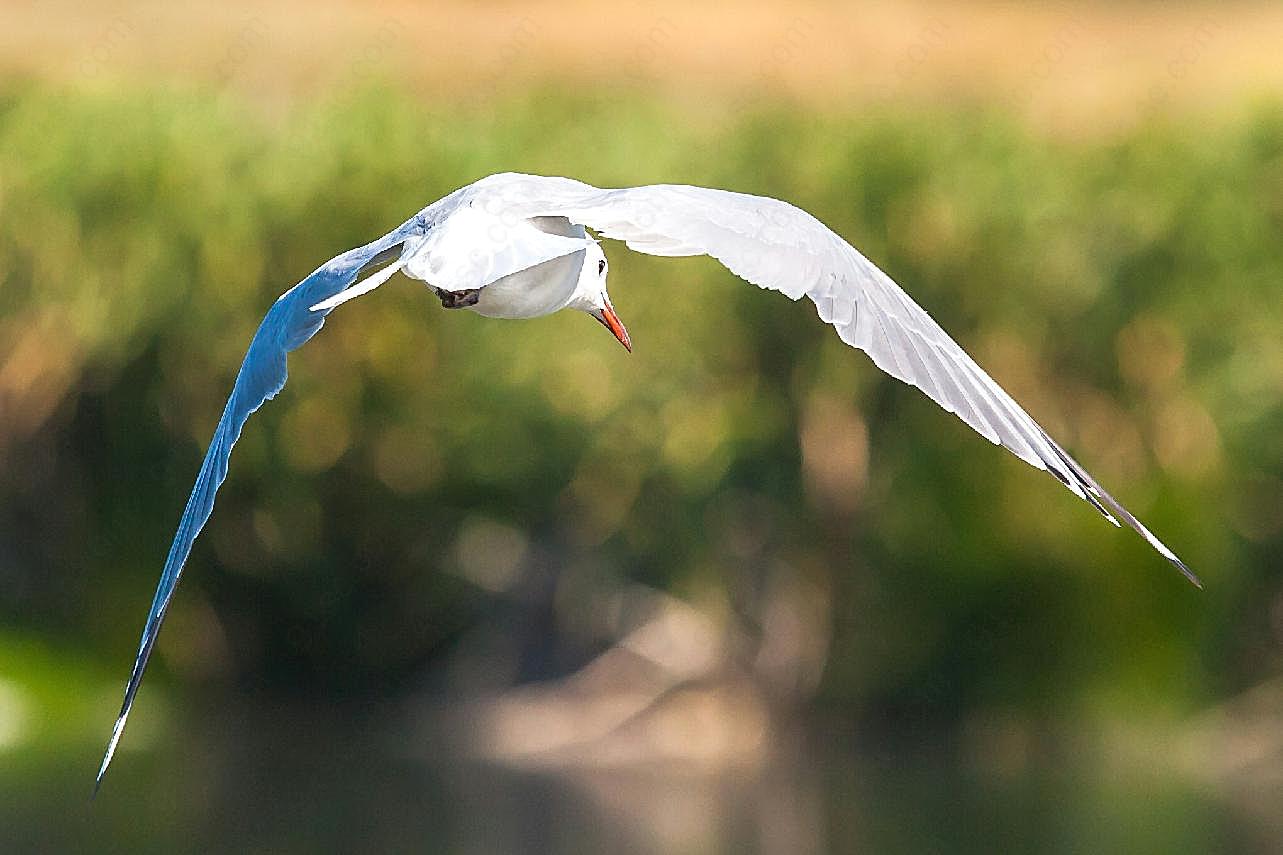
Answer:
[96,171,1199,790]
[420,215,596,320]
[466,244,587,318]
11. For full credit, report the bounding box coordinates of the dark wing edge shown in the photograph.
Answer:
[1035,428,1202,588]
[94,216,423,792]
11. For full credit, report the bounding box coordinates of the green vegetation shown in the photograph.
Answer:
[0,82,1279,759]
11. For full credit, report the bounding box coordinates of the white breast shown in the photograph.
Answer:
[470,246,586,319]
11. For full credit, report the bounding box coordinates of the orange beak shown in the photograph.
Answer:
[593,304,632,352]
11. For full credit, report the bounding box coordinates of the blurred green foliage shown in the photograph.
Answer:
[0,82,1280,741]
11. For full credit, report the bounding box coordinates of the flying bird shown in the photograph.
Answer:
[96,172,1199,789]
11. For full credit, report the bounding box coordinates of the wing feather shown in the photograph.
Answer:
[469,172,1198,587]
[95,213,425,791]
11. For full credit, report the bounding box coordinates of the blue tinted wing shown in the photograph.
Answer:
[96,214,422,791]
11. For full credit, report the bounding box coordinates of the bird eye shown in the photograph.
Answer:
[598,259,607,275]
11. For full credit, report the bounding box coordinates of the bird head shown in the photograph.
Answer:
[573,242,630,352]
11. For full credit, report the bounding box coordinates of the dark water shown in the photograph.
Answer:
[0,698,1274,854]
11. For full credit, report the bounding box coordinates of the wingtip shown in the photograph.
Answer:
[1148,530,1203,589]
[1174,558,1204,590]
[1033,429,1201,589]
[94,712,128,796]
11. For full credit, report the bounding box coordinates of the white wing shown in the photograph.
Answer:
[312,205,593,312]
[468,173,1199,587]
[96,212,426,791]
[406,205,593,292]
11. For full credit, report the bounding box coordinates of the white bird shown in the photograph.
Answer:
[96,171,1200,789]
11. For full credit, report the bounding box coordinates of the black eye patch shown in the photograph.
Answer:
[598,259,607,275]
